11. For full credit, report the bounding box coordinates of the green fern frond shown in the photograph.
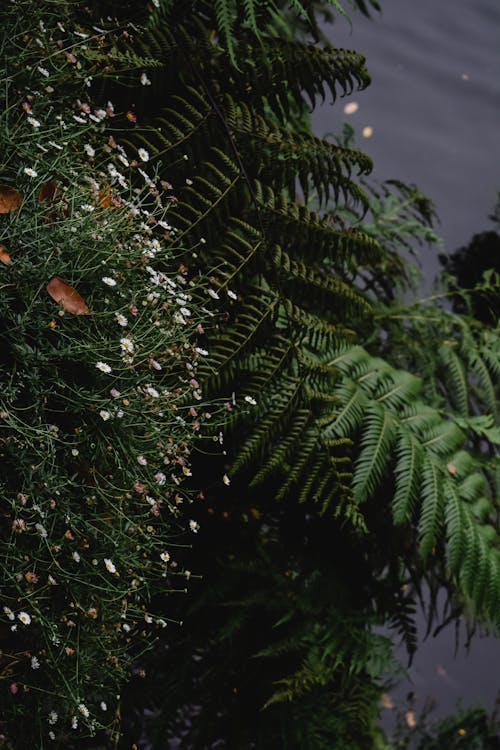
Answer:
[352,403,396,503]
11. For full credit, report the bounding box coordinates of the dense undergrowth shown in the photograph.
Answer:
[0,1,498,748]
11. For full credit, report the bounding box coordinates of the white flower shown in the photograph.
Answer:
[122,623,131,632]
[223,474,231,486]
[72,551,81,563]
[138,148,149,162]
[160,551,170,562]
[227,289,237,300]
[189,520,200,534]
[48,711,58,724]
[96,361,112,374]
[244,395,257,406]
[27,116,41,128]
[207,288,219,300]
[23,167,38,177]
[99,410,111,421]
[80,204,95,212]
[145,386,160,399]
[84,144,95,157]
[154,472,166,486]
[100,702,107,711]
[37,66,50,77]
[120,337,134,354]
[158,220,171,230]
[73,115,87,124]
[104,558,116,574]
[18,611,31,625]
[185,178,193,185]
[71,716,78,729]
[140,73,151,86]
[78,703,89,718]
[102,276,117,287]
[152,0,160,7]
[137,455,148,466]
[144,613,153,624]
[117,153,129,167]
[3,606,15,621]
[35,522,48,537]
[48,731,55,741]
[115,313,128,327]
[195,347,208,356]
[31,656,40,669]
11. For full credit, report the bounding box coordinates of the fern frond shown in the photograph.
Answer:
[352,403,396,503]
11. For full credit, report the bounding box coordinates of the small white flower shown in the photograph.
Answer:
[73,115,87,124]
[80,204,95,212]
[207,288,219,300]
[48,141,63,151]
[35,522,48,538]
[154,472,166,486]
[3,606,15,621]
[37,66,50,77]
[99,410,111,421]
[27,116,41,128]
[100,702,107,711]
[223,474,231,486]
[78,703,89,718]
[48,731,55,741]
[71,449,79,457]
[23,167,38,177]
[158,220,171,230]
[195,347,208,356]
[227,289,237,300]
[145,386,160,399]
[104,558,116,574]
[137,455,148,466]
[84,144,95,157]
[122,623,131,632]
[117,153,129,167]
[102,276,117,287]
[140,73,151,86]
[115,313,128,327]
[31,656,40,669]
[72,551,81,563]
[189,520,200,534]
[48,711,58,724]
[150,359,162,371]
[71,716,78,729]
[120,337,134,354]
[244,395,257,406]
[185,178,193,186]
[94,109,106,121]
[144,613,153,623]
[18,611,31,625]
[160,551,170,563]
[96,361,112,374]
[138,148,149,162]
[152,0,160,7]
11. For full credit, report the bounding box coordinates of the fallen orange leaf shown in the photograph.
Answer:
[98,184,112,209]
[0,185,23,213]
[0,245,10,265]
[405,710,417,729]
[46,276,89,315]
[39,180,58,203]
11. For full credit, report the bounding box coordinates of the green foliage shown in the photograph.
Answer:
[105,0,500,745]
[0,4,214,746]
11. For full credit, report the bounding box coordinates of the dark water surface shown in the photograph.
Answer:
[314,0,500,724]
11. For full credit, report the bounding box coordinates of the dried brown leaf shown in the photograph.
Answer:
[0,185,23,213]
[46,276,89,315]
